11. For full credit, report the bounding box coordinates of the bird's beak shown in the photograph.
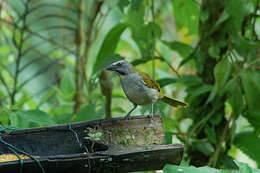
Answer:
[105,64,115,71]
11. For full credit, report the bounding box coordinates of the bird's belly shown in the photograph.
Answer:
[120,76,159,105]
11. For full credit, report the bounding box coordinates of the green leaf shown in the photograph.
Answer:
[172,0,199,35]
[234,131,260,167]
[130,0,143,10]
[235,161,260,173]
[213,10,229,29]
[37,88,56,108]
[74,104,104,122]
[205,125,217,144]
[60,69,75,94]
[226,0,253,31]
[225,78,244,117]
[147,22,162,39]
[93,23,128,74]
[164,163,260,173]
[207,57,232,103]
[9,113,29,129]
[193,141,214,156]
[18,110,54,125]
[208,46,220,59]
[163,41,194,59]
[117,0,129,11]
[9,110,54,128]
[200,10,209,22]
[157,78,178,88]
[164,164,223,173]
[241,70,260,131]
[54,113,73,124]
[188,84,213,103]
[178,75,203,86]
[124,3,160,57]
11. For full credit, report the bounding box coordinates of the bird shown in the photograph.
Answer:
[105,59,187,118]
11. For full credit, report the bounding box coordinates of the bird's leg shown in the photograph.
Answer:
[125,103,137,119]
[148,103,154,118]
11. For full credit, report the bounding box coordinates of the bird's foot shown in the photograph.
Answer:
[147,114,154,119]
[124,114,131,120]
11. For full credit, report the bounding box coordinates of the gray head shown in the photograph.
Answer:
[105,60,132,75]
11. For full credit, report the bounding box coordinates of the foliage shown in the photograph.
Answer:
[0,0,259,171]
[164,162,260,173]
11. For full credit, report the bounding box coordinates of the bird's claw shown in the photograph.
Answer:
[147,114,154,119]
[125,114,131,120]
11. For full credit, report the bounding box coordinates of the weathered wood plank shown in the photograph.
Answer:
[0,115,183,172]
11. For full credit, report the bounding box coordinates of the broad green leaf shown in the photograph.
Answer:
[117,0,129,12]
[9,113,29,129]
[163,41,194,59]
[147,22,162,39]
[9,110,54,128]
[164,164,224,173]
[93,23,128,74]
[130,0,143,10]
[164,163,260,173]
[193,141,214,156]
[165,132,173,144]
[178,75,203,86]
[54,113,73,124]
[234,131,260,167]
[157,78,178,88]
[225,78,244,117]
[172,0,199,35]
[0,113,9,126]
[213,10,229,29]
[232,34,259,59]
[60,69,75,94]
[17,110,54,126]
[205,124,217,144]
[208,46,220,59]
[200,10,209,22]
[37,88,56,108]
[124,2,159,57]
[207,57,232,103]
[188,84,213,103]
[241,70,260,131]
[235,161,260,173]
[74,104,104,122]
[226,0,253,31]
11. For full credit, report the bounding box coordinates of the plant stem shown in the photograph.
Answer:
[10,1,29,106]
[73,1,103,113]
[208,115,233,167]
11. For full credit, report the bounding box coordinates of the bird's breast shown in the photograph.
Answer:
[120,73,159,105]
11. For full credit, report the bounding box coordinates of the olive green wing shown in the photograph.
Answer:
[133,68,161,92]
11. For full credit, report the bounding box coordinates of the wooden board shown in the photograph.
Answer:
[0,115,183,172]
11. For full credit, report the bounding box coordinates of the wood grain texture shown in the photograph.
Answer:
[0,115,183,172]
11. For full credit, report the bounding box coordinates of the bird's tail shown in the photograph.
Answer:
[160,95,188,107]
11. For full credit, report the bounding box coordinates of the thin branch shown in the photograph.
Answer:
[154,51,181,78]
[151,0,156,79]
[0,74,11,97]
[20,40,47,57]
[207,115,234,167]
[10,0,30,105]
[19,48,59,73]
[27,3,77,16]
[27,14,76,26]
[251,0,259,41]
[35,25,76,33]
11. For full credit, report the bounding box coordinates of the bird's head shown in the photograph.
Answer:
[105,60,132,75]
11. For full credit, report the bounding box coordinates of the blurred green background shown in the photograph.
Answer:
[0,0,259,172]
